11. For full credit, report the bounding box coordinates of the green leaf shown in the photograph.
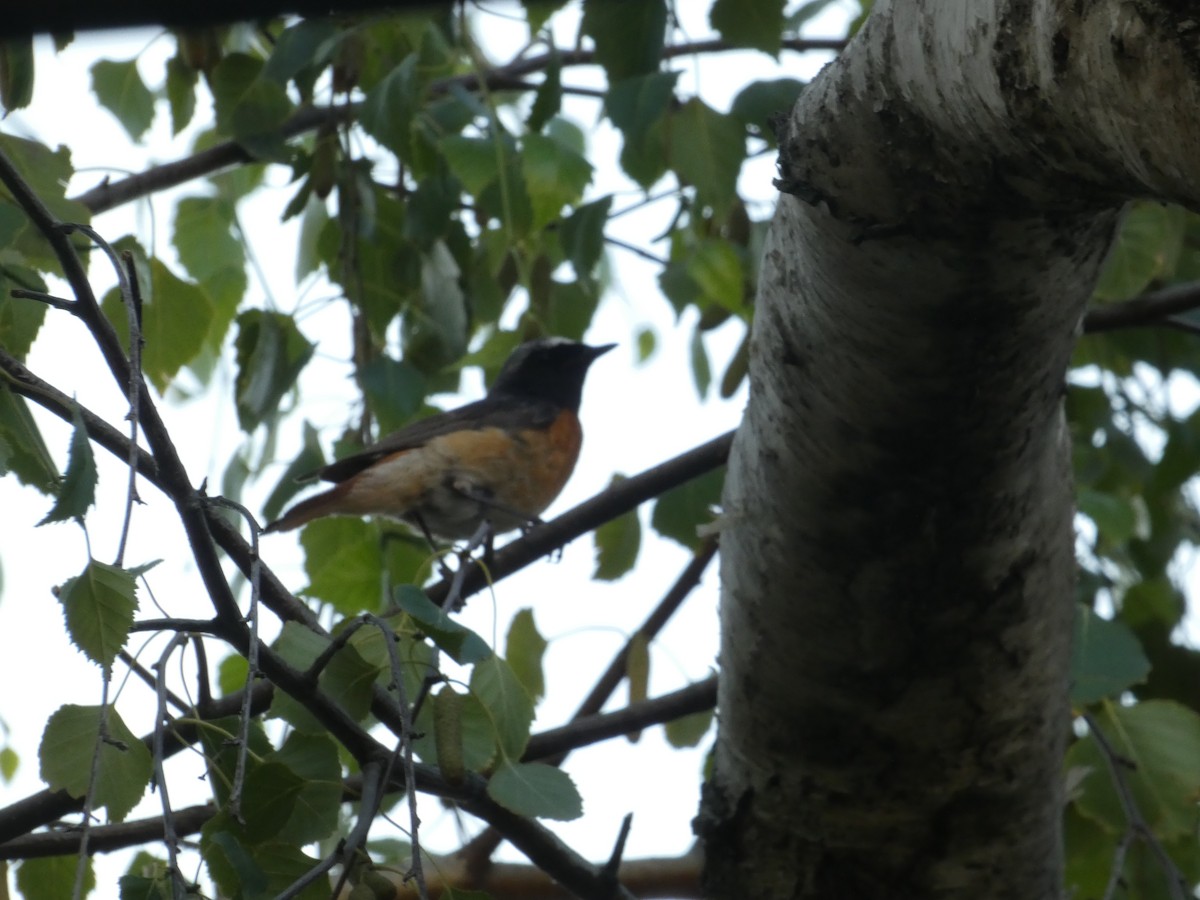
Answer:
[486,760,583,820]
[668,98,746,220]
[56,560,138,668]
[201,816,268,898]
[262,421,326,524]
[730,78,804,142]
[528,54,561,132]
[361,55,420,158]
[0,281,48,358]
[339,191,420,337]
[1149,407,1200,496]
[18,855,94,900]
[690,326,712,399]
[1070,604,1150,704]
[270,621,383,728]
[233,310,315,433]
[525,0,568,35]
[296,191,331,279]
[664,707,714,748]
[217,653,249,697]
[0,135,91,262]
[440,135,500,196]
[471,654,535,759]
[403,171,459,248]
[559,195,612,280]
[522,132,593,230]
[393,584,492,665]
[636,326,657,361]
[240,761,303,844]
[651,467,724,550]
[0,382,58,492]
[605,72,677,187]
[165,55,198,135]
[593,475,641,580]
[1070,700,1200,839]
[300,517,385,615]
[91,58,156,142]
[0,745,18,782]
[0,38,34,112]
[39,704,152,822]
[710,0,786,55]
[201,815,327,900]
[210,53,294,158]
[119,853,173,900]
[581,0,667,82]
[263,19,340,87]
[199,717,274,809]
[506,609,548,702]
[1077,487,1137,544]
[403,241,469,369]
[1092,202,1187,302]
[38,405,97,525]
[172,195,247,341]
[102,257,217,393]
[687,239,745,312]
[361,355,427,435]
[544,278,602,342]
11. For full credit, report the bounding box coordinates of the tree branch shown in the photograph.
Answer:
[459,537,720,879]
[523,677,717,763]
[1082,281,1200,334]
[72,36,839,215]
[423,433,732,608]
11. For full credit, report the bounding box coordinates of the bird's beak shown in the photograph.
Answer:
[588,343,617,359]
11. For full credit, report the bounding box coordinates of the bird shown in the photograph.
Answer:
[263,338,615,542]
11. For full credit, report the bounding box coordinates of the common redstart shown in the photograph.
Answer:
[263,338,614,539]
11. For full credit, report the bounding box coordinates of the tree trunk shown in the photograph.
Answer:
[700,1,1200,897]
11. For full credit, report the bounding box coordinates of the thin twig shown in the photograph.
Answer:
[1084,711,1189,900]
[9,288,75,312]
[204,497,263,823]
[118,648,190,714]
[602,813,634,880]
[72,672,112,900]
[116,250,145,566]
[153,634,192,900]
[367,614,429,900]
[62,227,142,566]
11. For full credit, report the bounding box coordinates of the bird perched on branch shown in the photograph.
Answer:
[263,338,615,543]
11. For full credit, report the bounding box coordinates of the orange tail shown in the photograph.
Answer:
[262,483,351,534]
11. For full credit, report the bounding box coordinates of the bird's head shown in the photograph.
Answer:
[489,338,616,410]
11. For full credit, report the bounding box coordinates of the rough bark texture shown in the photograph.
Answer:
[701,1,1200,898]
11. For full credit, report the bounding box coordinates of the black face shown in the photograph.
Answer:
[489,339,615,410]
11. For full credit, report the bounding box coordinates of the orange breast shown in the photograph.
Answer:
[337,411,584,537]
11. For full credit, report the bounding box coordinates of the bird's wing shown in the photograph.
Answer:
[314,395,560,483]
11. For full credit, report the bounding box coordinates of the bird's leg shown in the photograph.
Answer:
[412,512,454,580]
[451,483,543,532]
[442,518,494,613]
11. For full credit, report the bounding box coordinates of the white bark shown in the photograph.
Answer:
[703,2,1200,898]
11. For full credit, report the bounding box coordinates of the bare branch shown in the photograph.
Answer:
[1082,281,1200,334]
[523,677,717,763]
